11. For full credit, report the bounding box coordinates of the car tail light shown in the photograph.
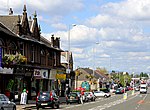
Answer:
[50,91,53,101]
[66,96,68,100]
[36,92,40,102]
[76,96,78,99]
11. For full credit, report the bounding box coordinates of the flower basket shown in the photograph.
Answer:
[2,54,27,65]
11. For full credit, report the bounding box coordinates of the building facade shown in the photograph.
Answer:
[0,5,65,100]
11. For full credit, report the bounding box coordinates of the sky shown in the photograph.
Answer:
[1,0,150,74]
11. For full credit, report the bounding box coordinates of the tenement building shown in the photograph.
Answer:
[0,5,66,100]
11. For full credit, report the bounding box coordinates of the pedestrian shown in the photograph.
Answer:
[20,89,27,105]
[80,90,84,104]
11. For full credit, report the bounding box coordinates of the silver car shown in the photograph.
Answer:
[0,94,16,110]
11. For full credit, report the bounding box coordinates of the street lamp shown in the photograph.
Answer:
[67,24,76,74]
[132,72,135,95]
[93,42,100,76]
[67,24,76,90]
[123,72,127,99]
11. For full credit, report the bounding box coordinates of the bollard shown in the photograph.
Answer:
[132,90,135,95]
[123,93,127,100]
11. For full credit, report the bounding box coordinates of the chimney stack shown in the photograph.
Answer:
[9,8,13,15]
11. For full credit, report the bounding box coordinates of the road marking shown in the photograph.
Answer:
[88,92,139,110]
[137,100,144,104]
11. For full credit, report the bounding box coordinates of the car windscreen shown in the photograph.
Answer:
[141,87,146,89]
[70,93,77,97]
[39,92,50,100]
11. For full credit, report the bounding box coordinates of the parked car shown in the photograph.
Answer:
[36,91,60,109]
[135,86,140,91]
[94,91,111,98]
[84,92,96,101]
[66,92,81,104]
[0,94,16,110]
[115,88,124,94]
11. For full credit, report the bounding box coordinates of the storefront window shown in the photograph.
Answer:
[14,77,23,99]
[31,79,36,97]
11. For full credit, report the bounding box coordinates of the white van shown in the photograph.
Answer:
[140,84,147,94]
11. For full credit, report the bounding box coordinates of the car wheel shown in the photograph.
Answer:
[78,100,80,104]
[0,107,4,110]
[104,95,107,98]
[37,106,40,110]
[13,106,16,110]
[51,104,55,109]
[66,101,69,104]
[56,104,59,109]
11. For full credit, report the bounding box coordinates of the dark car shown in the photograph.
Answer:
[0,94,16,110]
[115,88,124,94]
[66,92,81,104]
[36,91,60,109]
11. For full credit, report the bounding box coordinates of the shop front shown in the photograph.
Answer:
[0,67,14,99]
[32,69,49,99]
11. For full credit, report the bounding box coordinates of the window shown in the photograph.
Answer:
[0,39,5,57]
[41,49,46,65]
[54,52,56,66]
[48,51,53,66]
[8,42,17,54]
[19,42,24,55]
[31,45,35,62]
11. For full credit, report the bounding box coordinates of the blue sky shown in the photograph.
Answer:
[1,0,150,74]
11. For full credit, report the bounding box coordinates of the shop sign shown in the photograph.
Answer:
[34,69,41,78]
[57,70,65,74]
[0,47,2,67]
[56,74,66,80]
[41,69,48,79]
[49,69,56,79]
[0,67,13,74]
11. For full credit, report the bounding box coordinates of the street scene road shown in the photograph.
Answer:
[1,1,150,110]
[17,87,150,110]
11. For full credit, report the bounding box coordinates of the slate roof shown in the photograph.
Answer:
[82,68,104,79]
[0,15,21,33]
[0,22,17,37]
[76,68,108,81]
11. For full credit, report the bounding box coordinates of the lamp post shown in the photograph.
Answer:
[67,24,76,74]
[93,42,100,76]
[132,72,135,95]
[67,24,76,89]
[123,72,127,99]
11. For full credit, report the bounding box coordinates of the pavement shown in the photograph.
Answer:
[16,97,66,110]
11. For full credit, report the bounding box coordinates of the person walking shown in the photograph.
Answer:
[20,89,27,105]
[80,90,84,104]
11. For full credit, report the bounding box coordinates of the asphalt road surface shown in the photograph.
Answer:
[22,88,150,110]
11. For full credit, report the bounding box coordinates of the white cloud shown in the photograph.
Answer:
[51,23,67,30]
[101,0,150,20]
[1,0,150,72]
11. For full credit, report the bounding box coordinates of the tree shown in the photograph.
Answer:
[97,67,108,75]
[85,74,94,84]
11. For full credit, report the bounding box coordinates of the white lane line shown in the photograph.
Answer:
[89,93,138,110]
